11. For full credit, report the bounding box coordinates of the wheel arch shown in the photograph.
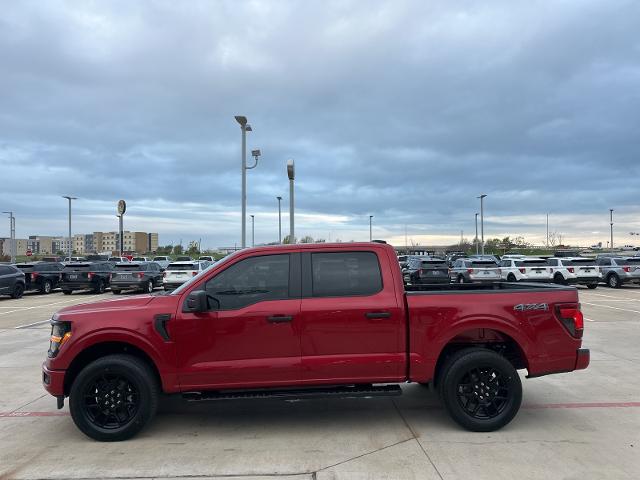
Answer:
[63,341,163,396]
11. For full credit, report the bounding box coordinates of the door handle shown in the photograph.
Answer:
[365,312,391,319]
[267,315,293,323]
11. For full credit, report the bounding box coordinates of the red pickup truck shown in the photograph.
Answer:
[43,242,589,441]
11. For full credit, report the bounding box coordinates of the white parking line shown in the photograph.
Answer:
[586,292,640,301]
[15,320,51,329]
[0,295,103,316]
[581,302,640,315]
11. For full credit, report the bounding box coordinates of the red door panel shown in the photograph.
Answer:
[175,299,301,390]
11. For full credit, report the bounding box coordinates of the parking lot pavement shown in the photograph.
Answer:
[0,286,639,479]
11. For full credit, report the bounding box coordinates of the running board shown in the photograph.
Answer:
[182,384,402,402]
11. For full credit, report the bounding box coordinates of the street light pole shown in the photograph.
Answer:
[234,116,257,249]
[276,196,282,244]
[478,194,487,255]
[369,215,373,241]
[250,215,255,247]
[610,209,614,251]
[287,159,295,243]
[475,213,479,255]
[62,196,77,261]
[2,211,15,263]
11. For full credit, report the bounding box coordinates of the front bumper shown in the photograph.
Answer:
[42,362,65,397]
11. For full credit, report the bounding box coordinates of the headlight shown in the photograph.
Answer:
[48,320,72,358]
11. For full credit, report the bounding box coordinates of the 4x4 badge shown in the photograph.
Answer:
[514,303,549,312]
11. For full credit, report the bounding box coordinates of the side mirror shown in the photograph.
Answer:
[183,290,208,313]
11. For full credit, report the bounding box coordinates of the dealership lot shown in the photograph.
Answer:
[0,287,638,479]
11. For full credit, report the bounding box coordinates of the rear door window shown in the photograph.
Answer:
[311,252,382,297]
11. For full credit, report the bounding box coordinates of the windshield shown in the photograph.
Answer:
[167,263,196,270]
[170,250,242,295]
[115,263,147,271]
[471,261,498,267]
[566,259,596,266]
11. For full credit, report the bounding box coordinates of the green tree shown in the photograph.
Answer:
[282,235,297,244]
[300,236,314,243]
[173,244,184,255]
[186,241,200,256]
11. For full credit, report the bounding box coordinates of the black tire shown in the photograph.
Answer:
[41,280,53,294]
[553,274,566,285]
[507,274,517,282]
[69,354,159,442]
[11,283,24,299]
[607,274,621,289]
[94,280,106,294]
[438,348,522,432]
[62,289,73,295]
[145,280,153,294]
[111,289,121,295]
[587,283,598,289]
[457,275,465,284]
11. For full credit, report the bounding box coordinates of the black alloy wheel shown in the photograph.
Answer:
[507,274,517,282]
[439,348,522,432]
[94,280,106,294]
[554,274,566,285]
[69,354,158,441]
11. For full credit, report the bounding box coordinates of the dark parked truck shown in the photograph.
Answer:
[111,262,164,294]
[42,243,589,441]
[16,261,64,294]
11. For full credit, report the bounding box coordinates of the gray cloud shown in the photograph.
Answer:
[1,0,639,247]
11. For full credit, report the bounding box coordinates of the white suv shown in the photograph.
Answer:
[163,260,210,291]
[500,257,552,282]
[547,257,600,289]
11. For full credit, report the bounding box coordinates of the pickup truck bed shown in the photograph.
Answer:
[43,242,589,441]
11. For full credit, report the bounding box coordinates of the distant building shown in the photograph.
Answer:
[147,233,158,253]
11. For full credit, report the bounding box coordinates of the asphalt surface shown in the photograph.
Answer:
[0,285,639,479]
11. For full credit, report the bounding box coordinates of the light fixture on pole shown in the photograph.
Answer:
[287,159,295,243]
[62,196,77,261]
[369,215,373,242]
[475,213,479,255]
[610,209,614,251]
[276,196,282,244]
[2,211,15,264]
[477,194,487,255]
[234,116,258,249]
[250,214,255,247]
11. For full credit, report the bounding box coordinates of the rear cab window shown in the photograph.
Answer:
[311,251,382,297]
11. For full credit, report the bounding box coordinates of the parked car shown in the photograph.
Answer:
[397,255,409,270]
[406,258,450,284]
[175,256,193,262]
[15,261,65,294]
[468,254,500,264]
[59,262,114,294]
[0,264,25,298]
[41,256,64,262]
[547,257,600,288]
[63,256,86,263]
[131,256,150,262]
[108,257,130,264]
[163,260,210,291]
[596,256,640,288]
[446,252,468,267]
[152,256,171,269]
[451,259,500,283]
[198,256,214,262]
[43,242,589,441]
[500,258,552,282]
[111,262,164,294]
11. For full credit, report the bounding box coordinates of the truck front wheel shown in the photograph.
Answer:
[439,348,522,432]
[69,354,159,441]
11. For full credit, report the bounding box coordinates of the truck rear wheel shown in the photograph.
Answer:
[69,354,159,442]
[438,348,522,432]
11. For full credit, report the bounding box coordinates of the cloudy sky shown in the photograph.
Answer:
[1,0,639,249]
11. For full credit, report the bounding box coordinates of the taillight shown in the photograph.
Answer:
[192,271,198,276]
[87,272,94,279]
[467,268,474,274]
[567,267,575,273]
[519,268,526,274]
[555,303,584,339]
[31,272,39,280]
[137,272,144,278]
[623,266,631,273]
